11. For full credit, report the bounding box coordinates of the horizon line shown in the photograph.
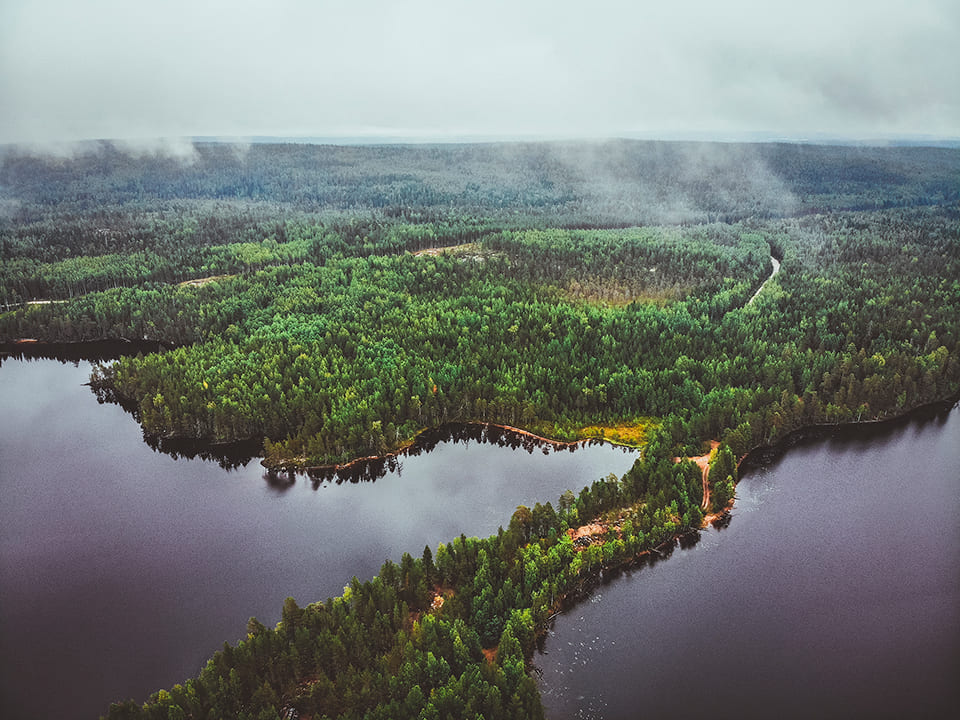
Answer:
[4,131,960,151]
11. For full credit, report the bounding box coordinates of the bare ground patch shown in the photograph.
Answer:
[178,274,235,288]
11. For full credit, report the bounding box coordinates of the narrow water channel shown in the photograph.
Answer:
[0,356,637,719]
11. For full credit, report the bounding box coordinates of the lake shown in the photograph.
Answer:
[537,401,960,718]
[0,354,638,719]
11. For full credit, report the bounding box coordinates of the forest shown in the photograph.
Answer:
[1,139,958,719]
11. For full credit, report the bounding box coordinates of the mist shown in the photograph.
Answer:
[2,0,958,146]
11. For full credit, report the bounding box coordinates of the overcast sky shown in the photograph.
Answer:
[1,0,958,145]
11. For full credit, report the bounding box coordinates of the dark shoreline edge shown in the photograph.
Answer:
[2,339,957,483]
[543,390,960,608]
[244,388,960,484]
[0,338,175,363]
[533,387,960,661]
[735,388,960,476]
[1,339,635,475]
[0,340,266,469]
[263,421,598,474]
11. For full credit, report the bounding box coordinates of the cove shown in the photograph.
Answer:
[0,355,637,720]
[537,402,960,719]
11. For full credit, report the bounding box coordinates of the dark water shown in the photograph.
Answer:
[538,404,960,719]
[0,357,638,720]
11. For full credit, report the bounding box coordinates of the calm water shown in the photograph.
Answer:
[0,356,637,720]
[538,403,960,719]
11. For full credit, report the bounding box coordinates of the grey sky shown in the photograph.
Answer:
[1,0,958,145]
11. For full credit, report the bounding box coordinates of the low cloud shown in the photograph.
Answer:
[1,137,200,164]
[111,137,199,163]
[1,0,957,145]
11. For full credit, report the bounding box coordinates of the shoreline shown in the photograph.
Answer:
[175,395,960,475]
[0,341,636,469]
[0,337,176,360]
[4,337,956,477]
[263,421,602,473]
[734,390,960,474]
[546,388,960,624]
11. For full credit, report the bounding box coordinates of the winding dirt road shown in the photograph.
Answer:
[676,441,718,511]
[747,255,781,306]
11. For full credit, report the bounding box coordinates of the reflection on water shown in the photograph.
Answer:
[144,435,263,469]
[0,339,172,365]
[0,355,639,720]
[142,423,623,487]
[2,342,628,477]
[297,425,619,486]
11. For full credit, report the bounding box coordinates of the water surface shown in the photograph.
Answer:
[0,356,637,719]
[538,404,960,719]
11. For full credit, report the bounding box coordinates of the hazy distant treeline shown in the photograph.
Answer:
[3,140,957,226]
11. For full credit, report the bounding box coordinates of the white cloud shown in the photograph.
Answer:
[1,0,957,144]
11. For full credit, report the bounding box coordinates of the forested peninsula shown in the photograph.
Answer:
[1,140,958,719]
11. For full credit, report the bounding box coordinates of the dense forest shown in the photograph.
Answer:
[1,139,958,719]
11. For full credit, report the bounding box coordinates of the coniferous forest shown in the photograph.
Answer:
[1,140,958,719]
